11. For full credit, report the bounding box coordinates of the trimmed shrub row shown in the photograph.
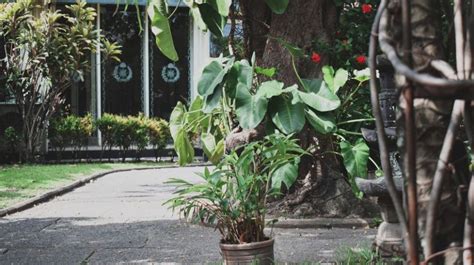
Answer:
[49,113,171,162]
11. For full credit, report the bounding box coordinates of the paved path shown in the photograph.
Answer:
[0,167,376,264]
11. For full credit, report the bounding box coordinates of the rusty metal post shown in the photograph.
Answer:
[400,0,419,263]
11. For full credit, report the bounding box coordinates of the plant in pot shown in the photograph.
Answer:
[165,134,306,264]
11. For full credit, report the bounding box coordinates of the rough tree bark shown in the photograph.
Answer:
[234,0,378,217]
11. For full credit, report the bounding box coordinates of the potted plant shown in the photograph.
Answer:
[165,134,306,264]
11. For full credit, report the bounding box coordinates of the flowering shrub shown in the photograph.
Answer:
[310,0,377,71]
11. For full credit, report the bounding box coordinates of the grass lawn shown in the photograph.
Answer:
[0,162,169,209]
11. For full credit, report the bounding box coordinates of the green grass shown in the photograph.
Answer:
[0,162,169,209]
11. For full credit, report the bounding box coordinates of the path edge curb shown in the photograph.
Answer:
[0,163,211,218]
[268,217,370,229]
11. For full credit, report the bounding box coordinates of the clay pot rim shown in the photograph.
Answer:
[219,238,274,250]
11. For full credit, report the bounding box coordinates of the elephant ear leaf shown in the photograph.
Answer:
[299,79,340,112]
[169,101,187,140]
[235,84,268,129]
[265,0,289,14]
[175,129,194,166]
[270,96,305,134]
[147,0,178,62]
[198,60,226,97]
[340,139,370,178]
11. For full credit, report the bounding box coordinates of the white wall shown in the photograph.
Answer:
[190,19,211,100]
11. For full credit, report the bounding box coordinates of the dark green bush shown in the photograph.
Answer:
[95,113,117,161]
[148,118,171,161]
[49,114,95,161]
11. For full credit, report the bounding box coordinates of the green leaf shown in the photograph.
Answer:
[235,83,268,129]
[198,3,226,37]
[334,68,349,93]
[265,0,289,14]
[201,133,216,158]
[175,129,194,166]
[271,163,298,191]
[169,101,186,140]
[203,85,222,113]
[270,96,305,134]
[148,0,179,62]
[209,139,225,164]
[206,0,231,16]
[299,79,340,112]
[198,60,226,97]
[257,80,284,99]
[255,66,277,78]
[305,109,336,134]
[340,139,370,178]
[187,97,204,123]
[322,66,335,92]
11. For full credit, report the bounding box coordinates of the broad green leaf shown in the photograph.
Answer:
[187,97,204,123]
[257,80,284,99]
[340,139,370,178]
[206,0,231,16]
[169,101,186,140]
[203,85,222,113]
[235,83,268,129]
[148,0,179,61]
[334,69,349,93]
[209,139,225,164]
[265,0,289,14]
[255,66,277,78]
[270,96,305,134]
[271,163,298,191]
[305,109,336,134]
[299,79,340,112]
[322,66,335,92]
[238,60,253,88]
[175,129,194,165]
[198,3,226,37]
[198,60,225,96]
[201,133,216,158]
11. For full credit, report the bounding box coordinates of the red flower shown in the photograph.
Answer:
[311,52,321,63]
[356,55,367,64]
[361,3,373,14]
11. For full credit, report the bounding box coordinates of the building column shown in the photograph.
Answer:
[143,10,150,117]
[95,4,102,146]
[189,16,210,100]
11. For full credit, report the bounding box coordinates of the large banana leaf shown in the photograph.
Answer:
[147,0,178,61]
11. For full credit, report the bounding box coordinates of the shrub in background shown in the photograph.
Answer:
[148,118,171,161]
[95,113,170,161]
[95,113,117,161]
[49,114,95,161]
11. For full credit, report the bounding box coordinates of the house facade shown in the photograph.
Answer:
[0,0,211,147]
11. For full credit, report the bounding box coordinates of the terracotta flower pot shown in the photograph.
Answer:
[220,238,275,265]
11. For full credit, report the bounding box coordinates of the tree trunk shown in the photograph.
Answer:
[242,0,378,217]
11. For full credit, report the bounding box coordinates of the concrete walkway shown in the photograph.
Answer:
[0,167,376,264]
